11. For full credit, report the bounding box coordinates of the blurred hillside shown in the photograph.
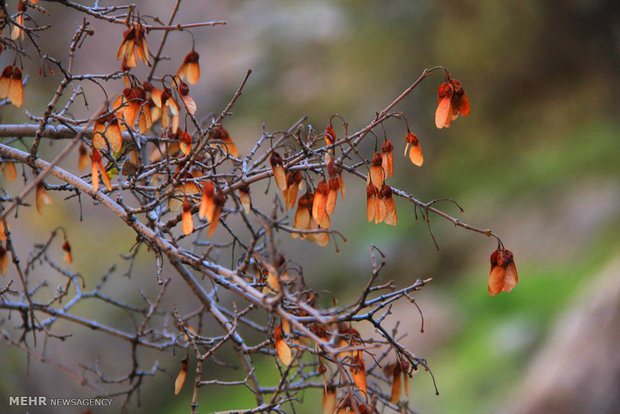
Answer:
[1,1,619,413]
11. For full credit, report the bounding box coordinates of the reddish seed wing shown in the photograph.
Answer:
[11,14,24,41]
[98,161,113,192]
[199,182,215,219]
[135,26,149,65]
[177,65,187,82]
[139,105,152,134]
[92,119,108,150]
[383,195,397,226]
[0,246,8,276]
[206,193,225,236]
[488,265,506,296]
[0,70,10,99]
[366,184,375,223]
[351,352,367,394]
[383,151,393,177]
[319,212,331,230]
[174,358,189,395]
[369,151,384,189]
[404,370,411,398]
[274,325,293,366]
[184,95,197,115]
[389,365,403,404]
[325,125,336,147]
[78,144,89,171]
[107,120,123,153]
[435,97,452,129]
[150,87,163,108]
[179,131,192,156]
[408,142,424,167]
[286,182,299,210]
[325,189,337,216]
[272,165,287,193]
[178,51,200,85]
[459,92,471,116]
[35,184,53,214]
[187,61,200,86]
[123,101,140,130]
[8,68,23,107]
[503,260,519,293]
[312,181,329,225]
[239,187,252,214]
[211,126,240,158]
[207,205,222,238]
[182,199,194,235]
[381,140,394,177]
[91,158,100,193]
[323,386,337,414]
[326,177,340,215]
[374,194,386,224]
[62,240,73,264]
[116,29,131,61]
[182,182,200,195]
[174,369,186,395]
[370,165,384,190]
[294,204,311,232]
[221,136,239,158]
[3,162,17,182]
[489,249,518,295]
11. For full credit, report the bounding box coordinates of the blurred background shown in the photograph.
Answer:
[1,0,619,413]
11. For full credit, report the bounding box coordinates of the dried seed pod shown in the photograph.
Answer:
[351,351,367,394]
[435,79,470,128]
[210,125,239,158]
[323,385,337,414]
[488,248,518,295]
[312,180,329,225]
[325,176,340,215]
[404,131,423,167]
[3,162,17,182]
[182,198,194,235]
[178,130,193,155]
[274,325,293,366]
[369,152,384,189]
[284,171,302,210]
[238,184,251,214]
[62,239,73,264]
[293,192,313,238]
[0,244,9,276]
[270,151,287,192]
[174,357,189,395]
[199,181,215,220]
[0,221,7,242]
[78,144,89,171]
[8,67,23,107]
[381,185,397,226]
[177,50,200,85]
[90,148,112,192]
[381,139,394,177]
[207,192,226,237]
[178,82,197,115]
[35,184,53,214]
[366,184,376,223]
